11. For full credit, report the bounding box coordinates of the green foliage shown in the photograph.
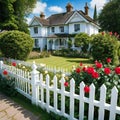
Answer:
[74,33,90,52]
[98,0,120,33]
[91,32,120,65]
[0,30,33,60]
[52,48,90,58]
[0,75,17,97]
[0,0,37,33]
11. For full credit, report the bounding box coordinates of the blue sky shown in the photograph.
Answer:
[27,0,109,24]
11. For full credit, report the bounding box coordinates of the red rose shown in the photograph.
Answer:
[12,62,17,66]
[64,82,69,87]
[76,68,81,73]
[3,70,8,75]
[80,62,83,66]
[82,66,87,72]
[92,71,99,79]
[101,32,104,35]
[106,58,111,63]
[104,68,111,75]
[87,67,94,74]
[84,86,90,93]
[95,62,102,68]
[115,67,120,74]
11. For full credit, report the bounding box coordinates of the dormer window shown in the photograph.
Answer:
[34,27,38,34]
[59,26,64,32]
[51,27,55,33]
[74,24,80,32]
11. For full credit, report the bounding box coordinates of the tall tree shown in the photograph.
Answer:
[98,0,120,33]
[93,4,97,21]
[0,0,37,33]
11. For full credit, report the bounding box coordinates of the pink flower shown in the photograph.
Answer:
[64,82,69,87]
[115,67,120,75]
[106,58,111,63]
[12,62,17,66]
[76,68,81,73]
[84,86,90,93]
[114,32,117,36]
[3,70,8,75]
[92,71,99,79]
[104,68,111,75]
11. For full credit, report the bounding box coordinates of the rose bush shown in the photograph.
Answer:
[65,58,120,102]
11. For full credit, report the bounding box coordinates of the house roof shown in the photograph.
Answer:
[30,10,99,27]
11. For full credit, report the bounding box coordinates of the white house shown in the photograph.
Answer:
[29,3,100,51]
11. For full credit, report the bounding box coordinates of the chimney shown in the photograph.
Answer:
[84,3,89,15]
[40,12,45,19]
[66,3,73,12]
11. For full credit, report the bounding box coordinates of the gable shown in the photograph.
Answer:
[31,20,42,26]
[29,17,42,27]
[66,11,87,24]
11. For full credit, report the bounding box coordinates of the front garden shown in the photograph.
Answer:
[0,31,120,119]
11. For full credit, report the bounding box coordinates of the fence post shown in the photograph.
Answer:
[31,61,39,105]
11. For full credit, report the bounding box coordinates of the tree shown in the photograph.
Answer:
[0,0,37,33]
[93,4,97,21]
[98,0,120,34]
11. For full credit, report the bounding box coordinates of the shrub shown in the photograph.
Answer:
[91,32,120,65]
[74,33,91,52]
[0,75,17,96]
[0,30,33,60]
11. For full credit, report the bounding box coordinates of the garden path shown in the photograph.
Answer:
[0,92,40,120]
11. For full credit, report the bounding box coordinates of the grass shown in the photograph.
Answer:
[11,93,50,120]
[27,55,93,71]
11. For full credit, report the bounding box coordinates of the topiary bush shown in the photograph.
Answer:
[0,30,33,60]
[91,32,120,65]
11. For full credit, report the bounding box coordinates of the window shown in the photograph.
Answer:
[59,26,64,32]
[34,27,38,34]
[74,24,80,32]
[51,27,55,33]
[35,39,39,48]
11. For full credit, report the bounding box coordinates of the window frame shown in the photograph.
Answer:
[74,24,80,32]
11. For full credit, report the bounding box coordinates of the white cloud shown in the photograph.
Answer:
[90,0,108,10]
[33,1,47,14]
[48,6,63,13]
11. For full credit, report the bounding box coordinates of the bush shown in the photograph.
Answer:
[0,75,17,96]
[28,51,50,59]
[74,33,91,52]
[91,32,120,65]
[0,30,33,60]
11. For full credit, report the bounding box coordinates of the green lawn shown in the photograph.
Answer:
[27,56,93,71]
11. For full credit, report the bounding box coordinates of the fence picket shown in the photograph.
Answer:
[53,75,58,113]
[79,82,85,120]
[88,84,95,120]
[70,78,75,120]
[109,86,118,120]
[98,84,106,120]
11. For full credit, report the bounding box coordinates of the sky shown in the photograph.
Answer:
[27,0,109,24]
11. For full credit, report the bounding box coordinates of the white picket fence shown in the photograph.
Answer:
[2,58,71,75]
[0,61,120,120]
